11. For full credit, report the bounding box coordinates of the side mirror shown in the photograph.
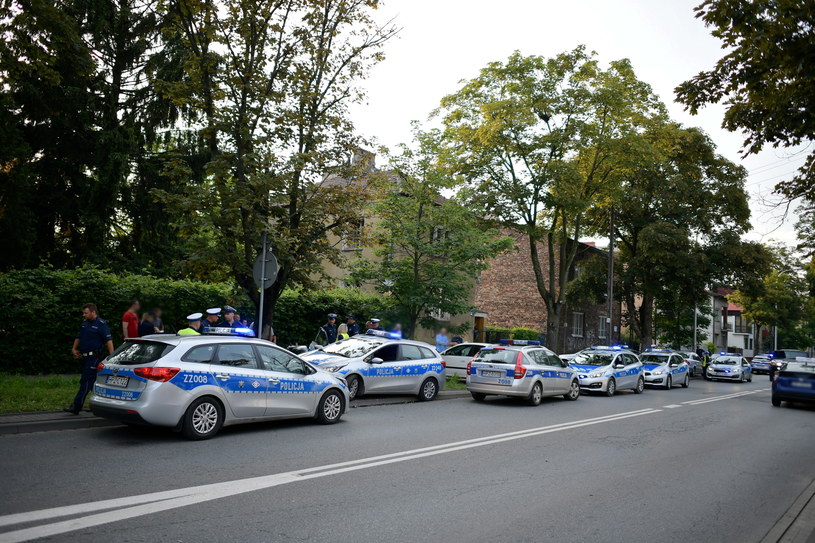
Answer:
[370,357,384,364]
[614,363,625,369]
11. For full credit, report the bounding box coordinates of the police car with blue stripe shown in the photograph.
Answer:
[466,340,580,405]
[89,327,349,440]
[301,330,445,401]
[569,346,645,396]
[640,349,690,389]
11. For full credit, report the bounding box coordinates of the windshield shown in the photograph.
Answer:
[640,354,669,365]
[321,337,382,358]
[715,357,740,365]
[474,349,519,364]
[107,340,175,365]
[573,352,614,366]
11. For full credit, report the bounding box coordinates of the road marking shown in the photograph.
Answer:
[0,408,661,543]
[682,390,761,405]
[663,404,682,409]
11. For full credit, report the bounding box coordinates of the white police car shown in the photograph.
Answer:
[466,340,580,405]
[640,349,690,389]
[569,346,645,396]
[301,330,445,401]
[90,328,349,440]
[706,353,752,382]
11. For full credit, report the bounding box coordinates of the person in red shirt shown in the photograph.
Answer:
[121,300,140,339]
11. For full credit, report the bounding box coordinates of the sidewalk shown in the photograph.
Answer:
[0,389,471,436]
[761,478,815,543]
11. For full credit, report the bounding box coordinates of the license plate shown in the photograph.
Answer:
[791,381,811,389]
[106,375,129,388]
[482,370,503,378]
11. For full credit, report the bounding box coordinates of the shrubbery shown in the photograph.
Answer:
[485,326,542,342]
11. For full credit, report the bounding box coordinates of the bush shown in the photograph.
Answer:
[274,287,397,347]
[485,326,542,343]
[0,267,236,373]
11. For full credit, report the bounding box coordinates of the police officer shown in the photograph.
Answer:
[203,308,221,332]
[346,315,360,337]
[64,303,114,415]
[322,313,338,344]
[220,306,240,328]
[370,318,383,331]
[178,313,203,335]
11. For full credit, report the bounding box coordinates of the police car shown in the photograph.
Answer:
[301,330,445,401]
[640,349,690,389]
[569,346,645,396]
[89,328,349,440]
[466,340,580,405]
[706,353,752,382]
[750,354,774,374]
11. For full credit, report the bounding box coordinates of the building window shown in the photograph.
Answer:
[342,219,364,251]
[571,313,584,337]
[598,316,608,339]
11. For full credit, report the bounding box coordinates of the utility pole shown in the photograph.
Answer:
[693,306,697,351]
[607,204,615,344]
[258,232,268,339]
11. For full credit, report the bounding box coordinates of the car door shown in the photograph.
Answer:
[363,343,403,393]
[255,344,318,417]
[210,343,268,419]
[669,355,686,382]
[740,357,751,380]
[546,350,572,393]
[442,344,473,377]
[397,344,436,392]
[620,353,639,388]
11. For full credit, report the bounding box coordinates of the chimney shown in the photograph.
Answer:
[351,148,376,174]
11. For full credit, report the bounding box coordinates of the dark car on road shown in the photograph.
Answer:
[772,361,815,407]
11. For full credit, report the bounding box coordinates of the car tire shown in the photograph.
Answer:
[605,378,616,397]
[563,380,580,401]
[633,377,645,394]
[181,396,224,440]
[471,392,487,402]
[771,396,781,407]
[418,378,438,401]
[346,375,362,400]
[315,389,344,424]
[665,375,672,389]
[527,382,543,406]
[681,373,689,388]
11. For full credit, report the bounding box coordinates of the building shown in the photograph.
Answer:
[705,288,756,356]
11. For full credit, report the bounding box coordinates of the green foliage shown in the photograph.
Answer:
[655,300,713,349]
[0,267,235,373]
[351,130,512,338]
[0,374,81,413]
[274,288,396,347]
[675,0,815,203]
[485,326,541,341]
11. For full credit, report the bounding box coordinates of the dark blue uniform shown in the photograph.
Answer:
[321,323,338,344]
[70,317,112,412]
[347,322,360,336]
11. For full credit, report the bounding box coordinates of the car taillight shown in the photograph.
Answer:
[514,352,526,379]
[97,363,105,372]
[467,361,472,375]
[134,367,180,382]
[441,360,446,368]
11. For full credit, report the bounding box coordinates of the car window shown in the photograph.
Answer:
[419,346,437,359]
[282,358,308,375]
[400,344,424,361]
[256,345,298,372]
[215,344,258,368]
[371,344,400,362]
[182,345,216,364]
[444,345,467,356]
[108,340,175,366]
[626,354,639,365]
[464,345,484,357]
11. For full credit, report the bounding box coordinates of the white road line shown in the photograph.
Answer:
[663,405,682,409]
[683,390,760,405]
[0,408,660,543]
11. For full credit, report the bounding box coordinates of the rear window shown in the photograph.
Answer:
[475,349,520,364]
[107,340,175,365]
[781,362,815,374]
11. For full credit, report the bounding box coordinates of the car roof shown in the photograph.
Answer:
[133,334,277,347]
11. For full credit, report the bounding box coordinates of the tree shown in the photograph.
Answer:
[154,0,398,338]
[655,298,712,350]
[437,47,666,351]
[352,132,512,339]
[675,0,815,202]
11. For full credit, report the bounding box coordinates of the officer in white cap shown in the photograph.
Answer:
[203,308,221,332]
[179,313,203,335]
[370,318,383,331]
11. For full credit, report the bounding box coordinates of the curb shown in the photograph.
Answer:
[0,390,471,435]
[761,477,815,543]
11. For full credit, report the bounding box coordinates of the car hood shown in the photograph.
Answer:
[710,364,739,370]
[301,353,349,366]
[642,364,665,371]
[570,364,606,373]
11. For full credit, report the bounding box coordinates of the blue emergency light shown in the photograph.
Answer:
[365,329,402,340]
[202,326,256,337]
[497,339,541,346]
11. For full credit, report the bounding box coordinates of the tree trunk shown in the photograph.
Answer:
[546,302,562,352]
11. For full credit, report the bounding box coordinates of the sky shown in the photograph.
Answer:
[348,0,807,246]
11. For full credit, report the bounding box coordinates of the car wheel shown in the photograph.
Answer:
[418,378,438,401]
[527,382,543,406]
[471,392,487,402]
[181,396,223,440]
[681,373,689,388]
[316,389,344,424]
[665,375,672,389]
[633,376,645,394]
[605,378,616,397]
[346,375,362,400]
[771,396,781,407]
[563,380,580,401]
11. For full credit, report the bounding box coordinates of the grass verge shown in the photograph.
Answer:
[445,375,468,390]
[0,374,79,413]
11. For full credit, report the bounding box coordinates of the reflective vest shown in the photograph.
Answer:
[178,327,200,335]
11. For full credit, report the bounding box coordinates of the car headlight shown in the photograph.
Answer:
[325,365,347,373]
[588,372,605,378]
[652,369,664,375]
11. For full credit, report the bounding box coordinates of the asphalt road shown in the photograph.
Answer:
[1,377,813,543]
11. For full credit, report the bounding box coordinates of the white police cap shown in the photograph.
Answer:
[371,318,380,324]
[187,312,203,321]
[206,307,221,316]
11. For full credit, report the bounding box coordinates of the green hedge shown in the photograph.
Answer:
[274,288,398,347]
[0,267,237,373]
[485,326,542,342]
